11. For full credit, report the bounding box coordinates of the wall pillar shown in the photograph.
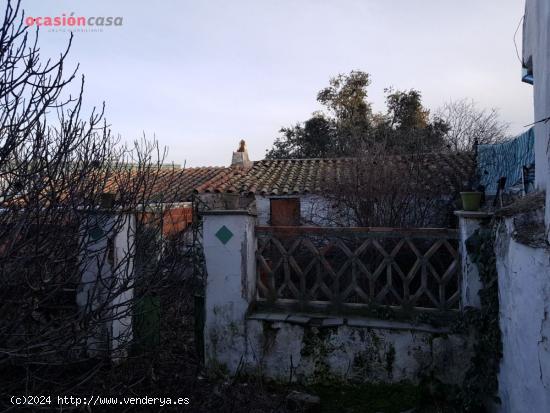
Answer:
[202,210,256,374]
[78,212,136,360]
[455,211,493,309]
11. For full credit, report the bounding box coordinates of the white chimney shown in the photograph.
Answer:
[231,139,253,168]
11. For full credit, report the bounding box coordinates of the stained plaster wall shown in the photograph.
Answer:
[495,214,550,413]
[523,0,550,234]
[254,194,350,227]
[202,211,256,373]
[456,212,492,309]
[77,212,136,358]
[254,194,456,228]
[495,1,550,409]
[202,210,472,385]
[242,317,471,385]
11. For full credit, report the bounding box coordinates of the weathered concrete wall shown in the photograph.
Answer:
[456,211,490,309]
[110,213,135,357]
[255,195,350,227]
[495,215,550,413]
[255,194,455,227]
[523,0,550,233]
[77,212,135,358]
[200,194,336,226]
[202,209,472,384]
[243,316,472,385]
[202,210,256,373]
[199,192,255,211]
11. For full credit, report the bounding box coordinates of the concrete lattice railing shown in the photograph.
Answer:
[202,209,483,383]
[255,225,460,313]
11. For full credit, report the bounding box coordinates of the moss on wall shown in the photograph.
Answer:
[385,343,396,377]
[299,326,342,383]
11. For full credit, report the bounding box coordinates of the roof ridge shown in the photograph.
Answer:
[191,151,475,196]
[254,151,474,163]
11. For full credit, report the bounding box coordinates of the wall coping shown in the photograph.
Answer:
[454,210,494,219]
[202,209,257,217]
[247,311,450,334]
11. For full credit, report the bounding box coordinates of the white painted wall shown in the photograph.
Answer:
[202,209,473,384]
[495,217,550,413]
[254,196,271,225]
[110,214,135,358]
[77,212,135,359]
[202,211,256,373]
[489,3,550,409]
[456,212,490,309]
[255,194,456,228]
[523,0,550,233]
[255,194,353,226]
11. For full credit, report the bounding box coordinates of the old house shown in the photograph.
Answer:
[129,165,228,236]
[194,143,484,390]
[74,165,229,358]
[194,143,476,228]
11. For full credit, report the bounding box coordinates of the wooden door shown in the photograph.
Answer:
[270,198,300,226]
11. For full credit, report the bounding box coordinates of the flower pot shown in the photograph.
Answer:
[460,192,482,211]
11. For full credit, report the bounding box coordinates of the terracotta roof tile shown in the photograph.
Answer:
[158,167,228,201]
[109,166,228,202]
[194,152,475,196]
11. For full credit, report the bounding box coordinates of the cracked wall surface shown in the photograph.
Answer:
[202,210,473,385]
[496,216,550,412]
[241,320,472,385]
[522,0,550,238]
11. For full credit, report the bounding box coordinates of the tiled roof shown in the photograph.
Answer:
[107,166,228,202]
[194,152,475,196]
[152,167,228,202]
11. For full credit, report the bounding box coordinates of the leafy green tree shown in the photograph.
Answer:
[375,88,449,153]
[317,71,372,125]
[267,71,373,159]
[266,71,449,159]
[266,115,336,159]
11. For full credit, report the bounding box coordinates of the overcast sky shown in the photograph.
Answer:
[23,0,531,167]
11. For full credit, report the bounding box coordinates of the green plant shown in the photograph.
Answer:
[385,344,396,377]
[452,222,502,411]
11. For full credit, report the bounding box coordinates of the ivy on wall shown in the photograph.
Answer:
[453,221,502,411]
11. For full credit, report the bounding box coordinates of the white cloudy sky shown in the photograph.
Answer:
[22,0,531,166]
